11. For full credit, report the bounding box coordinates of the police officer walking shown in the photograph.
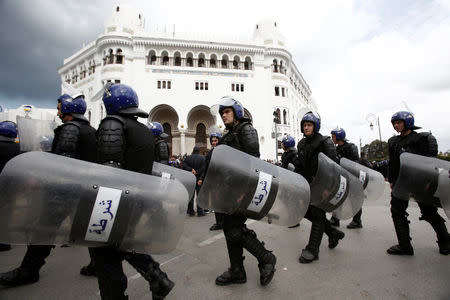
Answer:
[294,112,345,263]
[213,96,276,286]
[329,127,362,229]
[0,94,97,286]
[198,132,223,230]
[90,83,174,300]
[183,146,206,216]
[387,111,449,256]
[280,135,297,169]
[149,121,170,165]
[0,121,21,252]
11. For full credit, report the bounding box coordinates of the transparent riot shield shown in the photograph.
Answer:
[152,162,196,201]
[16,116,57,152]
[435,168,450,219]
[340,158,386,202]
[197,145,310,227]
[393,152,450,208]
[0,152,188,254]
[310,153,365,220]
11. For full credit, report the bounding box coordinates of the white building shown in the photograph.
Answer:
[58,4,317,160]
[0,105,58,124]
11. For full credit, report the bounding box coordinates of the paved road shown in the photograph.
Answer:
[1,185,449,300]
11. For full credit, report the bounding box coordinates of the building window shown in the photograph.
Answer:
[275,86,280,96]
[157,80,171,89]
[281,87,285,97]
[210,56,216,68]
[116,49,123,64]
[232,83,244,92]
[195,81,208,90]
[115,79,121,84]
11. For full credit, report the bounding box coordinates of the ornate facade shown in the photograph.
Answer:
[58,3,317,160]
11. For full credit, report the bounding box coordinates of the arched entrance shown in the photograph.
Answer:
[149,104,179,155]
[187,105,216,154]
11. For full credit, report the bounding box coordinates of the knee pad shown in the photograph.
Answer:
[225,228,245,243]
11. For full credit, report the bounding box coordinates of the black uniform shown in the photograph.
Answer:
[215,120,276,287]
[280,146,297,169]
[0,118,97,286]
[334,141,361,226]
[388,131,449,255]
[155,138,170,165]
[92,114,173,300]
[0,137,21,251]
[294,132,345,262]
[183,151,206,215]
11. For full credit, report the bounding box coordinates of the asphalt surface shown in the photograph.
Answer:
[0,184,449,300]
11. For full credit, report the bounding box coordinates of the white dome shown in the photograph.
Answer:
[253,18,285,47]
[104,3,145,35]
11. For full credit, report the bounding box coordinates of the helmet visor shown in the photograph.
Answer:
[210,97,237,116]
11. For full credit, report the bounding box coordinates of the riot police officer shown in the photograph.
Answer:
[91,83,174,300]
[329,127,362,228]
[199,132,223,230]
[214,96,276,287]
[280,135,297,169]
[0,121,21,251]
[0,94,97,286]
[387,111,449,256]
[149,121,170,165]
[294,112,345,263]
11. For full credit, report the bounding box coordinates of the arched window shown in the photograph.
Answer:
[174,51,181,66]
[148,50,157,65]
[273,59,278,72]
[244,56,252,70]
[280,60,284,74]
[198,53,206,68]
[210,54,217,68]
[275,108,281,124]
[108,49,114,64]
[283,109,287,125]
[161,51,169,66]
[195,123,207,149]
[233,55,240,69]
[221,55,228,69]
[186,52,194,67]
[116,49,123,64]
[88,111,92,122]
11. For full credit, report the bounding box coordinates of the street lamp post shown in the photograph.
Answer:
[366,114,383,158]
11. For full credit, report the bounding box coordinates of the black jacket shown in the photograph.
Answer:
[281,147,297,169]
[155,138,170,165]
[294,133,337,183]
[0,141,21,172]
[97,115,155,175]
[336,141,359,162]
[183,153,205,180]
[388,131,437,183]
[219,121,259,157]
[52,118,97,162]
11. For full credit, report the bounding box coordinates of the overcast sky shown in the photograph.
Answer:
[1,0,449,152]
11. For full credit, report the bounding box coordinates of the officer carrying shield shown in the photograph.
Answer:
[387,111,449,256]
[213,96,276,286]
[199,131,223,230]
[294,112,345,263]
[329,127,362,229]
[149,121,170,165]
[0,94,97,286]
[90,83,174,300]
[280,135,297,169]
[0,121,20,252]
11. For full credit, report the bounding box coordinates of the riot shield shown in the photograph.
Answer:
[152,161,196,200]
[16,116,57,152]
[393,152,450,208]
[340,158,386,202]
[0,152,188,254]
[435,168,450,219]
[310,153,365,219]
[197,145,310,226]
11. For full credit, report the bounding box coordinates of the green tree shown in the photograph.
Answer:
[362,140,388,161]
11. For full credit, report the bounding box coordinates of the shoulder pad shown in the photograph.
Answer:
[63,120,81,129]
[102,115,125,125]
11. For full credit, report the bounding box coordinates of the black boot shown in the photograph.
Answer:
[0,244,11,252]
[126,253,174,299]
[387,217,414,255]
[324,222,345,249]
[216,239,246,286]
[80,262,96,276]
[209,223,222,231]
[241,229,276,286]
[330,216,340,227]
[300,221,324,264]
[0,267,39,286]
[427,219,450,255]
[347,209,362,229]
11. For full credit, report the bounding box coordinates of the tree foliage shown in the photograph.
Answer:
[362,140,389,161]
